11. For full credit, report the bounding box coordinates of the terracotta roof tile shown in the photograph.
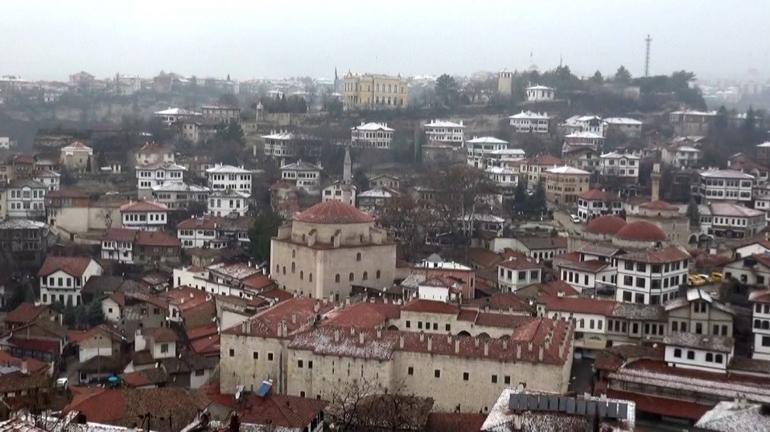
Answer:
[135,230,180,247]
[37,256,94,277]
[6,303,52,325]
[620,246,690,264]
[119,200,168,212]
[294,200,374,224]
[401,299,458,315]
[615,221,667,242]
[585,215,627,235]
[579,189,618,201]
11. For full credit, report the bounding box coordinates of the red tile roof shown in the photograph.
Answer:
[750,289,770,304]
[472,292,530,313]
[538,295,617,316]
[136,230,180,247]
[499,254,542,271]
[639,200,678,211]
[615,221,667,242]
[67,324,126,344]
[37,256,94,277]
[190,334,220,356]
[145,326,178,343]
[401,299,458,315]
[6,303,52,325]
[321,302,402,329]
[120,200,168,212]
[294,200,374,224]
[620,246,690,264]
[223,297,333,338]
[0,350,48,374]
[605,389,709,421]
[579,189,618,201]
[103,228,138,242]
[176,215,222,230]
[530,154,562,165]
[554,252,610,272]
[205,387,327,429]
[242,273,274,291]
[585,215,626,235]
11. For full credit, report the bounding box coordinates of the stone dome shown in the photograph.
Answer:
[294,200,374,224]
[585,215,627,236]
[614,221,667,242]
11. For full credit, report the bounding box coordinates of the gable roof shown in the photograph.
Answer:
[37,256,95,277]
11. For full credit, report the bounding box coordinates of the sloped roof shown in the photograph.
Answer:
[37,256,94,277]
[294,200,374,224]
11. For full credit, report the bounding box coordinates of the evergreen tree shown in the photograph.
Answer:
[249,210,283,263]
[590,71,604,84]
[614,66,631,84]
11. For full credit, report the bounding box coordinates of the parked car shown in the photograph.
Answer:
[570,214,581,224]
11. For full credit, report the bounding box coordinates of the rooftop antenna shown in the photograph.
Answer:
[644,34,652,77]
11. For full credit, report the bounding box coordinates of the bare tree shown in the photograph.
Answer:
[326,379,433,432]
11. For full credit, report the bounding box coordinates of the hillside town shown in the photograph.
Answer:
[2,7,770,432]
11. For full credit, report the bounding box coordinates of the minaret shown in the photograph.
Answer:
[343,146,352,184]
[651,162,661,202]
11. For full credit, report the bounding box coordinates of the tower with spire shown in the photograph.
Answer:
[343,146,352,184]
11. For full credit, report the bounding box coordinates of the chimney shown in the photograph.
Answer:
[358,331,365,345]
[516,344,522,359]
[427,336,433,352]
[350,327,355,336]
[483,341,489,357]
[502,339,508,350]
[313,302,320,313]
[538,346,544,361]
[528,342,533,351]
[291,313,297,325]
[376,327,382,339]
[419,332,425,342]
[399,335,404,349]
[20,360,28,375]
[334,328,340,342]
[454,338,460,354]
[241,321,248,334]
[446,334,452,344]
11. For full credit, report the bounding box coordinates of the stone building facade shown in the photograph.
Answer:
[270,200,396,300]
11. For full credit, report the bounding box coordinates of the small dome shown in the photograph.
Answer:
[615,221,667,242]
[585,215,626,235]
[294,200,374,224]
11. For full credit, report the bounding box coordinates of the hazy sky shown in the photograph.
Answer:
[3,0,769,82]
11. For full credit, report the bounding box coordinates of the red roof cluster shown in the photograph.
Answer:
[6,303,53,325]
[103,228,180,247]
[615,221,667,242]
[294,200,374,224]
[37,256,94,277]
[119,200,168,212]
[639,200,678,211]
[401,299,458,315]
[620,246,690,264]
[585,215,627,235]
[579,189,618,201]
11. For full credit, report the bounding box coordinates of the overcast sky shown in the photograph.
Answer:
[3,0,769,82]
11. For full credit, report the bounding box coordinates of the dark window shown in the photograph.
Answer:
[687,351,695,360]
[229,349,235,357]
[408,367,414,375]
[491,375,498,383]
[335,274,340,283]
[268,352,274,361]
[406,320,411,328]
[463,372,469,381]
[298,360,304,368]
[309,361,313,369]
[434,369,440,378]
[504,376,511,384]
[252,351,258,360]
[674,348,682,358]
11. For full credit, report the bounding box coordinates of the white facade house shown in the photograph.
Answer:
[262,130,296,158]
[280,160,322,193]
[466,136,511,169]
[322,181,356,206]
[754,184,770,222]
[615,247,690,305]
[696,169,754,203]
[424,120,465,148]
[662,145,702,169]
[497,256,543,292]
[135,143,175,166]
[599,152,640,180]
[525,85,555,102]
[749,290,770,360]
[664,332,733,373]
[120,200,169,231]
[59,141,93,172]
[38,256,103,306]
[33,171,61,192]
[698,203,767,239]
[561,115,605,136]
[135,161,187,199]
[153,107,202,126]
[576,189,623,221]
[563,131,605,151]
[5,180,46,219]
[509,111,551,134]
[350,122,394,150]
[177,216,226,249]
[206,164,253,195]
[0,137,11,150]
[151,182,210,210]
[604,117,643,138]
[207,189,250,217]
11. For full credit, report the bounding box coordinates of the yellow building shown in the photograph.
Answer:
[544,165,591,205]
[343,72,408,110]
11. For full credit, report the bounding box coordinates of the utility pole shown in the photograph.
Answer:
[644,34,652,77]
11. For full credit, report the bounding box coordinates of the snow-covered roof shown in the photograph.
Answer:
[565,131,605,139]
[352,122,394,132]
[154,107,201,116]
[485,166,519,175]
[604,117,642,126]
[261,130,294,140]
[757,142,770,148]
[206,164,253,174]
[526,84,554,91]
[546,165,590,175]
[695,400,770,431]
[0,218,47,230]
[670,109,717,116]
[509,111,550,119]
[467,136,508,145]
[280,160,322,171]
[676,146,700,152]
[151,182,210,193]
[488,149,526,157]
[210,189,250,198]
[359,187,395,198]
[699,169,754,180]
[600,152,640,160]
[136,161,187,171]
[425,119,464,128]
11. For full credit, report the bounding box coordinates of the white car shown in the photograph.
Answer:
[55,377,68,389]
[569,214,581,224]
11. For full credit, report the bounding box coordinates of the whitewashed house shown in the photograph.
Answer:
[424,120,465,148]
[120,200,168,231]
[280,160,322,193]
[207,189,249,217]
[351,122,394,150]
[525,85,555,102]
[136,161,187,199]
[599,152,640,180]
[509,111,551,134]
[38,256,103,306]
[206,164,253,195]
